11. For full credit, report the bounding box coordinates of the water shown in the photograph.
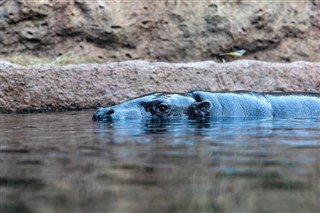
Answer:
[1,111,320,213]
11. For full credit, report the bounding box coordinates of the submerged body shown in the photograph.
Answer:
[92,91,320,121]
[189,91,320,119]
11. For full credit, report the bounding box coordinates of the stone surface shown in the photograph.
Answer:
[1,0,320,62]
[1,60,319,113]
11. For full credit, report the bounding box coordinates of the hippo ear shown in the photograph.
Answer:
[196,100,211,114]
[189,100,211,117]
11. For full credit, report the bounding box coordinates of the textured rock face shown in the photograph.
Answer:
[1,60,319,113]
[1,0,320,62]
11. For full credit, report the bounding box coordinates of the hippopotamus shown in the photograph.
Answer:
[92,91,320,121]
[93,93,201,120]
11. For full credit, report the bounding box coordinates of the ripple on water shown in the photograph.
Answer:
[0,112,319,213]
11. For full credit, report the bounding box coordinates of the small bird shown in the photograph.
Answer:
[218,49,247,57]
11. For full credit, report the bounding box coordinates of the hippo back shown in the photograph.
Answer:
[263,93,320,118]
[188,91,320,119]
[188,91,273,118]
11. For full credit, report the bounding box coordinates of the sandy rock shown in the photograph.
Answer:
[1,0,320,62]
[1,60,319,113]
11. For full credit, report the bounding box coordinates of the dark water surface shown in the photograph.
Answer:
[1,111,320,213]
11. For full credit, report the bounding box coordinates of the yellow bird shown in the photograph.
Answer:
[218,49,247,57]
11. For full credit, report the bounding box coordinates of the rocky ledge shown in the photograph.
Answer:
[0,60,319,113]
[1,0,320,62]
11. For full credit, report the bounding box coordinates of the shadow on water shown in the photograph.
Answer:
[0,111,320,213]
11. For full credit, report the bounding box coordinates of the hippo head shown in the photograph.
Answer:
[92,93,211,121]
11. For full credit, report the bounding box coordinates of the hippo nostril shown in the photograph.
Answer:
[105,109,115,115]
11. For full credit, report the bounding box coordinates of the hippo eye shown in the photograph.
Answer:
[155,103,170,114]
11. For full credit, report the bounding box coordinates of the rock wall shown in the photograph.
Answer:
[1,0,320,62]
[1,60,319,113]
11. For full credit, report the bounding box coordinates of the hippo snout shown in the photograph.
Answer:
[92,107,115,121]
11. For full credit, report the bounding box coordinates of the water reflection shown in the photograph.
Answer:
[0,111,320,213]
[93,117,320,146]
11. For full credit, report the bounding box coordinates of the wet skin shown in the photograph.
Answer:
[92,93,209,121]
[189,91,320,118]
[92,91,320,121]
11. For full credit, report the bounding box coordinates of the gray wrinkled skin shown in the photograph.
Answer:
[92,91,320,121]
